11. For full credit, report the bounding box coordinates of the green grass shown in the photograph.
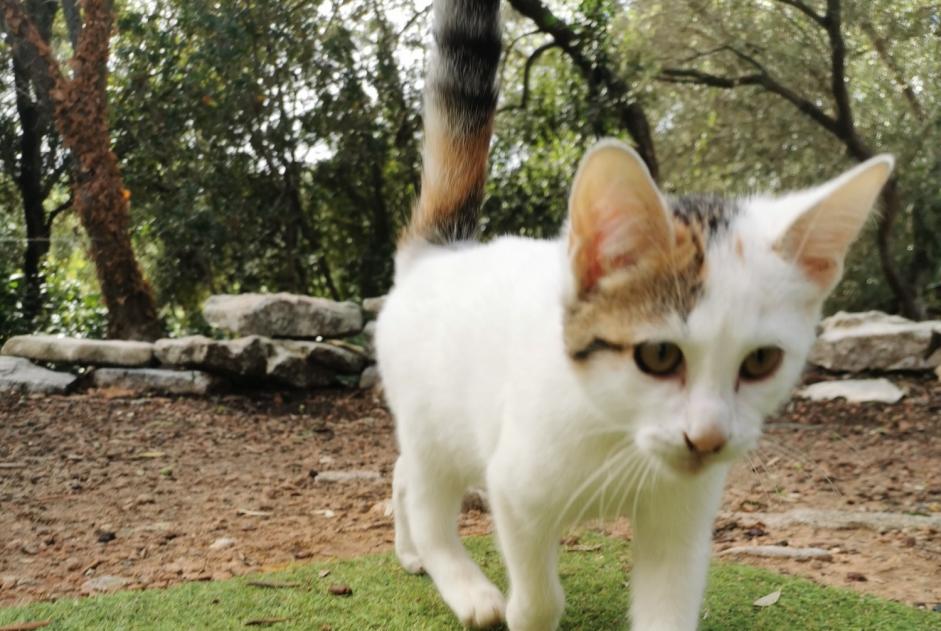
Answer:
[0,535,935,630]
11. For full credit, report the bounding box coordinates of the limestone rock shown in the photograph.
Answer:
[362,321,377,359]
[797,379,904,404]
[727,508,941,532]
[82,575,129,593]
[0,357,77,394]
[2,335,153,367]
[720,545,832,561]
[362,296,386,318]
[359,365,380,390]
[91,368,222,395]
[809,311,941,372]
[155,336,365,388]
[277,340,366,374]
[203,293,363,338]
[315,470,382,483]
[265,343,335,388]
[155,336,268,377]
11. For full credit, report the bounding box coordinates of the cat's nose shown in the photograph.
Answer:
[683,425,727,455]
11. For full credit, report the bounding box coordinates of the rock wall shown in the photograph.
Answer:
[3,304,938,397]
[0,293,382,396]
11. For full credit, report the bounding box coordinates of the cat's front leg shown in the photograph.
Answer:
[489,481,565,631]
[629,468,726,631]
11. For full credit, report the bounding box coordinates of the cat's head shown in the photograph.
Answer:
[562,139,893,476]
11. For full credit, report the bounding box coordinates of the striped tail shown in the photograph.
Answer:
[404,0,502,245]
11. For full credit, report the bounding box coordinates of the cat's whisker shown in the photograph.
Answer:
[552,439,631,534]
[743,451,777,508]
[569,446,636,531]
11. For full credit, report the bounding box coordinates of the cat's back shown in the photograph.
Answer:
[379,236,563,347]
[376,236,565,442]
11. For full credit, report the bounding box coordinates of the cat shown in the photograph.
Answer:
[375,1,894,629]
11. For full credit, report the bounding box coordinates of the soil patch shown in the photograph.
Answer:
[1,372,938,610]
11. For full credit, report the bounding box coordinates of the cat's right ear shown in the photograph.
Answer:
[568,139,674,295]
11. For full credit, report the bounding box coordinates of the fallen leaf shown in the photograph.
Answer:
[318,570,331,579]
[244,618,289,627]
[237,509,273,518]
[130,451,165,460]
[0,622,53,631]
[565,544,603,553]
[753,590,782,608]
[247,580,301,589]
[328,583,352,596]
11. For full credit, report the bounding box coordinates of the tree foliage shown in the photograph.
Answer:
[0,0,938,340]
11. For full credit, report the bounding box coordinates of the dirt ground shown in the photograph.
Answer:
[1,372,939,613]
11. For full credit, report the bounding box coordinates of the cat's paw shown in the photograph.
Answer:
[396,551,424,575]
[444,579,506,629]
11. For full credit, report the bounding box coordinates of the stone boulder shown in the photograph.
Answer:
[0,357,77,394]
[155,336,268,377]
[809,311,941,372]
[2,335,153,367]
[90,368,222,396]
[362,296,386,318]
[797,378,904,404]
[361,321,377,360]
[203,293,363,339]
[155,336,367,388]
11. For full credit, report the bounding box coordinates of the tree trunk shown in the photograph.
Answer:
[878,180,923,320]
[12,52,50,323]
[1,0,163,340]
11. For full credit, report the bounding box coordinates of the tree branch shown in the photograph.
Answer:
[774,0,826,27]
[60,0,80,49]
[44,195,71,230]
[507,0,659,180]
[500,41,560,113]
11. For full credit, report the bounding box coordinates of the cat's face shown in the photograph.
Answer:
[562,140,893,477]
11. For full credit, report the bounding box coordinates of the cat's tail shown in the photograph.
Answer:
[401,0,502,248]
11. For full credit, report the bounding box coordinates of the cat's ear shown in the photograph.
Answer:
[774,155,894,290]
[568,139,673,294]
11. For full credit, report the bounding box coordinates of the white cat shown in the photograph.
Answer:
[376,2,894,629]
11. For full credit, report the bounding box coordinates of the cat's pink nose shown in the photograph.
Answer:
[683,426,727,455]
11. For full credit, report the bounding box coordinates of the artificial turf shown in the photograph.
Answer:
[0,534,935,630]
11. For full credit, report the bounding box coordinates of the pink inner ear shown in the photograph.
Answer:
[799,255,839,287]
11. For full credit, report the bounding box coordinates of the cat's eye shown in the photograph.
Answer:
[634,342,684,377]
[739,347,784,381]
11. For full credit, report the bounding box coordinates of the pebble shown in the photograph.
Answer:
[0,575,18,590]
[209,537,236,551]
[65,557,82,571]
[82,575,130,593]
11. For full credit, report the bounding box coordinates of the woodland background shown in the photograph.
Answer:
[0,0,938,341]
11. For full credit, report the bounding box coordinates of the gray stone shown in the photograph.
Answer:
[203,293,363,338]
[2,335,153,367]
[155,336,366,388]
[362,321,377,359]
[720,545,832,561]
[0,357,77,394]
[209,537,236,551]
[155,336,268,377]
[315,470,382,483]
[362,296,386,318]
[277,340,366,374]
[797,379,904,404]
[809,311,941,372]
[359,365,380,390]
[728,509,941,532]
[91,368,222,395]
[265,343,335,388]
[82,575,130,593]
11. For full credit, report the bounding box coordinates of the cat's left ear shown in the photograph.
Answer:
[775,154,894,291]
